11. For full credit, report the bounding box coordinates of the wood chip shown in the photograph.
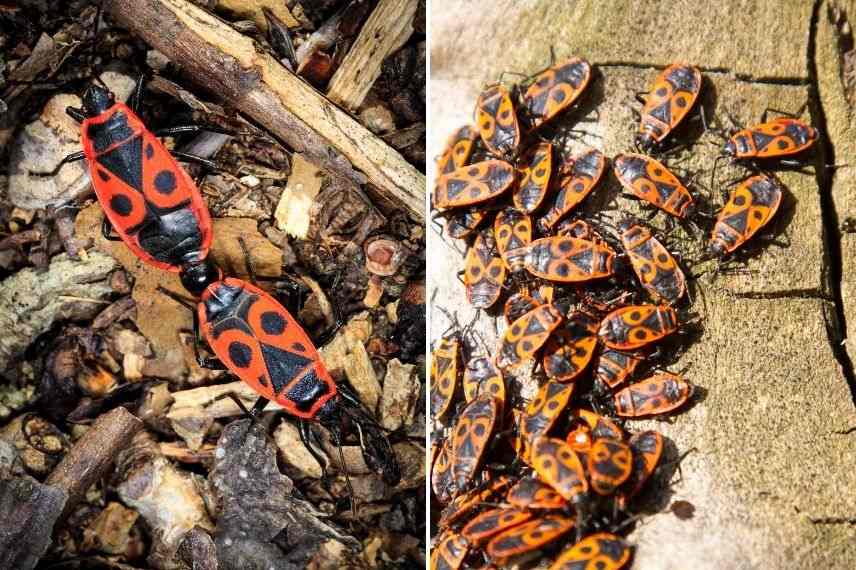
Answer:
[275,154,324,238]
[319,315,380,412]
[379,358,418,431]
[273,419,324,479]
[217,0,299,30]
[327,0,418,111]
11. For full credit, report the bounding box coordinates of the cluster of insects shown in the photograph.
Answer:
[38,78,401,497]
[430,56,817,569]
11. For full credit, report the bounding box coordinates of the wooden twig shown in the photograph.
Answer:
[326,0,418,111]
[45,407,143,521]
[104,0,425,220]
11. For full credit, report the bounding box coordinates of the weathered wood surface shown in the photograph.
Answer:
[429,1,856,568]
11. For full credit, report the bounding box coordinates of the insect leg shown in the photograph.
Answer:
[192,307,228,370]
[298,419,330,480]
[100,216,122,241]
[170,151,219,171]
[154,124,237,138]
[66,106,86,123]
[29,150,85,177]
[129,73,145,114]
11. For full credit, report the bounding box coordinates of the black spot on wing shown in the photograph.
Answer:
[154,170,177,195]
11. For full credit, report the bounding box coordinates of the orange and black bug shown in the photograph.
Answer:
[32,81,219,289]
[434,160,516,209]
[587,439,633,496]
[464,229,507,309]
[617,430,664,508]
[451,394,499,492]
[571,409,625,444]
[432,437,455,504]
[494,208,533,270]
[463,356,505,414]
[437,125,479,178]
[613,373,693,418]
[508,236,615,283]
[496,303,565,369]
[507,476,569,510]
[439,475,513,527]
[595,349,643,391]
[431,335,461,421]
[550,533,633,570]
[514,142,553,213]
[542,311,600,382]
[618,219,686,304]
[431,532,470,570]
[504,290,542,326]
[504,285,554,325]
[636,63,703,153]
[522,57,593,130]
[519,382,575,460]
[539,149,607,231]
[722,118,817,161]
[531,436,589,502]
[708,174,783,257]
[462,507,534,545]
[164,276,401,486]
[613,153,695,218]
[598,304,678,351]
[445,208,488,240]
[485,515,576,560]
[555,218,596,239]
[476,84,521,156]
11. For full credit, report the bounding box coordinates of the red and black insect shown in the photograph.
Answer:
[33,81,224,294]
[635,63,703,153]
[613,373,693,418]
[173,275,400,485]
[551,533,633,570]
[721,117,817,163]
[618,219,686,304]
[598,304,679,351]
[708,174,783,258]
[613,153,695,219]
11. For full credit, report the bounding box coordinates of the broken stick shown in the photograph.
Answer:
[45,407,143,521]
[104,0,425,220]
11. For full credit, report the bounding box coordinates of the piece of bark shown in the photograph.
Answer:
[116,431,215,567]
[46,407,143,522]
[0,475,68,570]
[177,526,218,570]
[104,0,425,220]
[80,502,141,556]
[327,0,417,111]
[0,252,117,370]
[211,419,357,569]
[378,358,418,431]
